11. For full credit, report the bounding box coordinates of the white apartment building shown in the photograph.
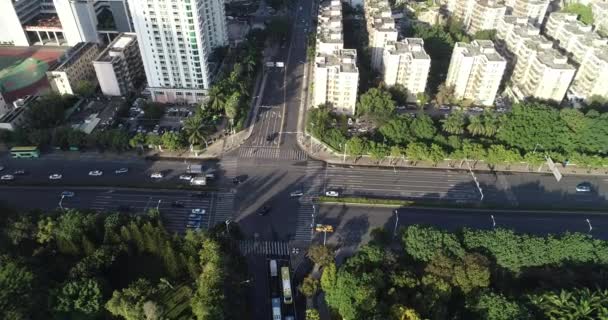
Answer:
[316,0,344,54]
[593,2,608,35]
[382,39,430,101]
[545,12,607,64]
[314,50,359,115]
[569,47,608,101]
[445,40,506,106]
[496,16,541,65]
[509,0,550,26]
[449,0,506,34]
[0,0,132,46]
[93,33,144,96]
[127,0,228,103]
[508,38,576,102]
[364,0,398,71]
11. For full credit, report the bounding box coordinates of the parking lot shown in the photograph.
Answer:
[123,99,198,136]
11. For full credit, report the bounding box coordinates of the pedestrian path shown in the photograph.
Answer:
[305,160,325,193]
[209,192,235,228]
[238,146,308,160]
[238,240,290,256]
[294,199,314,242]
[219,156,238,179]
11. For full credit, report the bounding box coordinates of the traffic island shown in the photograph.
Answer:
[317,196,414,207]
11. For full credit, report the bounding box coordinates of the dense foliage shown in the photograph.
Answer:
[0,208,248,319]
[320,225,608,319]
[561,3,594,25]
[309,90,608,169]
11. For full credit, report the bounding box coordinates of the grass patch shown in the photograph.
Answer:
[318,196,414,206]
[161,284,193,320]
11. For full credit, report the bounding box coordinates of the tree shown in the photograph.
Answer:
[5,215,35,245]
[73,80,96,98]
[36,216,56,244]
[27,94,70,128]
[357,88,396,124]
[369,141,389,163]
[472,30,496,41]
[561,3,594,25]
[143,301,162,320]
[425,253,491,294]
[299,276,319,298]
[469,292,530,320]
[428,144,447,165]
[191,239,225,320]
[224,92,240,125]
[0,255,35,319]
[106,278,158,320]
[207,86,226,112]
[143,102,165,121]
[405,142,429,165]
[306,309,321,320]
[402,225,465,262]
[530,288,608,320]
[467,115,485,136]
[390,145,404,164]
[434,84,455,106]
[183,115,210,151]
[379,117,413,145]
[391,305,422,320]
[346,136,367,162]
[129,132,147,149]
[481,111,500,137]
[441,111,466,134]
[320,263,337,295]
[410,113,437,139]
[161,132,183,151]
[416,92,429,107]
[307,245,334,267]
[55,278,103,315]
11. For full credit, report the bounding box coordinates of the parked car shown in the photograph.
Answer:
[179,174,193,180]
[576,182,592,192]
[257,205,271,216]
[49,174,63,180]
[150,172,164,179]
[191,208,206,214]
[88,170,103,176]
[188,213,203,220]
[1,174,15,181]
[186,220,201,229]
[61,191,75,197]
[325,190,340,197]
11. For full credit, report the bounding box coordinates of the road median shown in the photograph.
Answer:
[317,196,414,207]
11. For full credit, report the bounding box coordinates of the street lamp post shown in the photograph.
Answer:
[225,219,231,235]
[465,159,484,201]
[323,230,327,246]
[58,195,65,211]
[490,215,496,228]
[311,204,316,237]
[393,210,399,238]
[586,218,593,233]
[156,199,162,210]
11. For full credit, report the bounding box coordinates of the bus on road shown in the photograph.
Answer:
[10,146,40,158]
[281,267,293,304]
[271,297,282,320]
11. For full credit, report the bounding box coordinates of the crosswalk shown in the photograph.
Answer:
[209,192,235,228]
[238,147,308,160]
[219,156,238,180]
[293,161,326,242]
[238,240,290,256]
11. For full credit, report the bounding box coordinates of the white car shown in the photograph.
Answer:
[88,170,103,176]
[290,190,304,197]
[115,168,129,174]
[150,172,164,179]
[191,208,206,214]
[1,174,14,181]
[49,174,62,180]
[325,190,340,197]
[61,191,75,197]
[179,174,193,180]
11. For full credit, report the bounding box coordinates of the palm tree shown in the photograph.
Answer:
[481,111,499,137]
[467,115,485,136]
[441,111,465,134]
[207,87,226,112]
[183,116,209,153]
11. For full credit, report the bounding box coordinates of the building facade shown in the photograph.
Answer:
[93,33,144,96]
[508,38,576,102]
[592,2,608,35]
[510,0,550,26]
[445,40,506,106]
[545,12,607,64]
[364,0,398,71]
[316,0,344,55]
[0,0,133,46]
[382,38,430,101]
[314,50,359,115]
[447,0,506,34]
[127,0,228,103]
[47,42,100,95]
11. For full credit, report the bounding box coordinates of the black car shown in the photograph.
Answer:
[257,205,271,216]
[171,201,185,208]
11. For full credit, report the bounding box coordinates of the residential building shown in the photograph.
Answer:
[93,33,144,96]
[0,96,36,131]
[127,0,228,103]
[508,38,576,102]
[593,1,608,35]
[509,0,550,26]
[382,39,431,101]
[545,12,607,64]
[47,42,100,95]
[495,15,541,69]
[569,47,608,101]
[316,0,344,55]
[364,0,398,71]
[468,0,507,34]
[445,40,507,106]
[0,0,133,46]
[314,50,359,115]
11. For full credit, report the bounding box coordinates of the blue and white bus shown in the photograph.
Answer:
[271,297,282,320]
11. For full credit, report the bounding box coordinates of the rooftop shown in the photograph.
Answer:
[385,38,430,60]
[53,42,98,71]
[456,40,506,62]
[95,33,137,63]
[316,49,359,73]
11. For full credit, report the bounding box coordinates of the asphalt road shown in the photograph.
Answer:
[316,204,608,262]
[0,186,232,233]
